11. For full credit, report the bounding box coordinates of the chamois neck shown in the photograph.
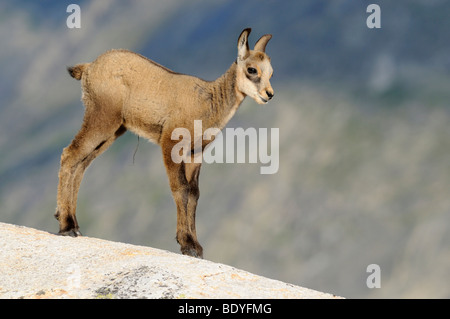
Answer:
[209,62,245,128]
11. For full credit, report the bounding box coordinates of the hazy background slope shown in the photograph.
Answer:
[1,0,450,298]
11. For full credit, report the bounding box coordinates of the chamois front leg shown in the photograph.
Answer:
[184,162,202,255]
[162,143,203,258]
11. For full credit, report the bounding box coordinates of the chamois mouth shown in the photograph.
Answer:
[259,96,268,104]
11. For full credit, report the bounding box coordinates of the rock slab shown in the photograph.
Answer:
[0,222,340,299]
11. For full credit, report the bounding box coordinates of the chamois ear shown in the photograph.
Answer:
[254,34,272,53]
[237,28,251,61]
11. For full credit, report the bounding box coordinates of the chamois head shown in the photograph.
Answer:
[236,28,274,105]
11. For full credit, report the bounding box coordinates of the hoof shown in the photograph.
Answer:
[58,229,82,237]
[177,232,203,258]
[181,245,203,259]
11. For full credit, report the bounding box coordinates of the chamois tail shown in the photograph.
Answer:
[67,63,89,80]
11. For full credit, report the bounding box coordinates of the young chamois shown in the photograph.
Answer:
[56,28,274,258]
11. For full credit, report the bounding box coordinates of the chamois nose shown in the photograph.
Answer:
[266,90,274,100]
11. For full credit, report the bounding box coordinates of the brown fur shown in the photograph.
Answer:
[55,28,274,258]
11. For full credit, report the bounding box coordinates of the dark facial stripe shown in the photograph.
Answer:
[246,73,261,83]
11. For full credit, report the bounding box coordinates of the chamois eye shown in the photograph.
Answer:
[247,67,257,75]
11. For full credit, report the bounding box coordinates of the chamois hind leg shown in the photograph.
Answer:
[69,125,127,229]
[55,109,125,236]
[161,142,203,258]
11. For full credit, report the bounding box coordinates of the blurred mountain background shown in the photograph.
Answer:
[1,0,450,298]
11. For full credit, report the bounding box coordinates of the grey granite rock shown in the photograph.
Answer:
[0,222,341,299]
